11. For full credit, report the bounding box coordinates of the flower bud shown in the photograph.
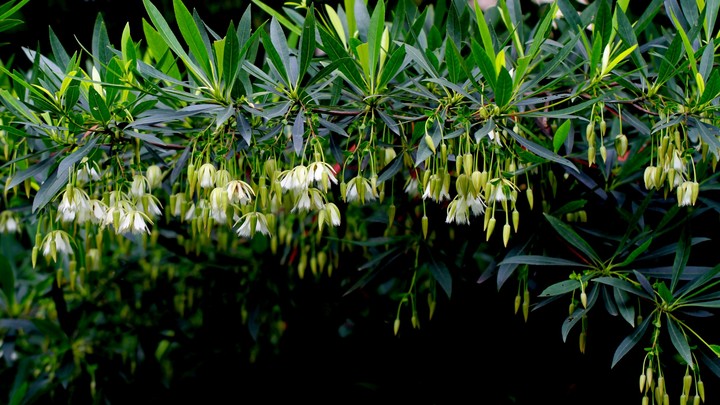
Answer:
[640,373,646,393]
[588,146,596,166]
[569,302,575,316]
[486,217,496,241]
[422,215,429,239]
[32,246,38,268]
[146,165,163,190]
[526,188,534,210]
[684,374,692,397]
[600,145,607,162]
[424,134,436,154]
[514,294,521,314]
[463,153,473,176]
[663,393,669,405]
[644,166,656,190]
[642,396,649,405]
[615,134,628,157]
[503,223,511,246]
[581,291,588,308]
[440,143,447,162]
[393,319,400,336]
[698,380,705,402]
[512,210,520,232]
[646,367,653,390]
[579,331,586,353]
[600,120,607,136]
[586,123,595,144]
[693,395,700,405]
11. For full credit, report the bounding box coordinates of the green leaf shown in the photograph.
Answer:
[318,27,366,89]
[539,279,581,297]
[222,21,240,91]
[507,127,579,174]
[378,44,407,90]
[667,316,693,367]
[366,0,385,86]
[376,155,402,184]
[473,2,495,60]
[670,10,698,79]
[444,38,463,84]
[121,23,138,63]
[706,0,720,42]
[428,257,452,299]
[494,67,512,108]
[471,39,496,91]
[91,14,112,70]
[498,255,590,268]
[656,34,683,87]
[292,109,305,157]
[7,155,57,189]
[671,228,690,292]
[298,8,316,86]
[612,314,652,367]
[676,263,720,302]
[88,87,111,124]
[142,0,207,85]
[249,0,301,35]
[593,277,653,299]
[710,344,720,357]
[562,285,598,341]
[57,137,100,184]
[657,281,674,304]
[268,18,291,84]
[593,0,612,48]
[699,69,720,105]
[553,120,570,153]
[616,238,653,268]
[543,213,600,264]
[614,287,635,326]
[689,118,720,160]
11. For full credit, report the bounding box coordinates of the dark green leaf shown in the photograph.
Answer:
[494,67,513,108]
[376,155,402,184]
[614,287,635,326]
[612,313,652,367]
[223,21,240,90]
[699,69,720,105]
[498,255,590,267]
[553,120,570,154]
[57,136,100,182]
[174,0,212,76]
[471,39,496,90]
[367,0,385,84]
[539,279,581,297]
[292,110,305,157]
[509,128,579,173]
[671,228,690,292]
[593,277,653,299]
[298,8,316,85]
[7,155,57,189]
[616,237,653,268]
[543,213,600,263]
[667,315,693,366]
[378,44,408,90]
[428,257,452,299]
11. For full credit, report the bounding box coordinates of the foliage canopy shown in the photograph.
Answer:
[1,0,720,402]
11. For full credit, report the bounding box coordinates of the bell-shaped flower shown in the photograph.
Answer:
[226,180,255,205]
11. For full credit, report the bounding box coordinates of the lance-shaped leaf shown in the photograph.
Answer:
[498,255,591,268]
[507,127,579,173]
[543,213,600,264]
[612,314,652,367]
[667,315,693,367]
[297,7,316,86]
[292,110,305,157]
[366,0,385,87]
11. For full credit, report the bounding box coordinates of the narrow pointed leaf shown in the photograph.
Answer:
[508,127,579,173]
[667,316,693,366]
[612,314,652,367]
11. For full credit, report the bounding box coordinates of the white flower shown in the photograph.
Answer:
[235,212,271,238]
[326,202,341,226]
[488,179,516,202]
[672,151,686,173]
[307,161,338,191]
[279,165,309,192]
[130,174,148,198]
[146,165,163,190]
[404,177,420,197]
[41,230,73,262]
[197,163,217,189]
[0,211,19,233]
[76,161,101,184]
[292,188,326,213]
[117,209,152,234]
[210,187,229,224]
[346,176,377,204]
[57,185,90,223]
[214,169,232,188]
[171,193,187,217]
[446,197,470,225]
[138,194,163,218]
[226,180,255,205]
[88,199,108,224]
